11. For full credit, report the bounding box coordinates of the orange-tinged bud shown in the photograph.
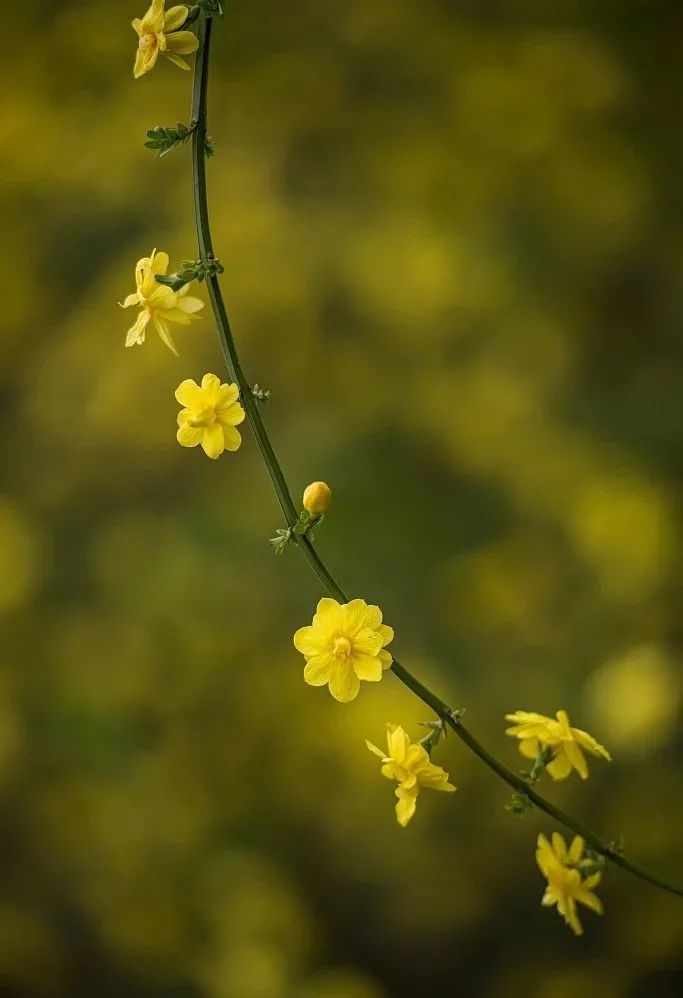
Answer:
[303,481,332,515]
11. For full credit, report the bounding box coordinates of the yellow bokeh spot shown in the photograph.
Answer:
[0,498,45,611]
[570,478,675,602]
[586,645,680,751]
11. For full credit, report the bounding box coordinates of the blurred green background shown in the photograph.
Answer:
[1,0,682,995]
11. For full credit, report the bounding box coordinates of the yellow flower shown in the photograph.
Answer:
[505,709,611,781]
[175,374,246,459]
[119,250,204,355]
[293,597,394,702]
[302,481,332,515]
[132,1,199,78]
[536,833,603,936]
[366,724,456,827]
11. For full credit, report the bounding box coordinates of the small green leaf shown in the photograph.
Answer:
[144,122,196,157]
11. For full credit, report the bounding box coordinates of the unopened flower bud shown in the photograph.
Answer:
[303,481,332,515]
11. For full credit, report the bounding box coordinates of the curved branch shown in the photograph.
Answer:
[188,12,682,899]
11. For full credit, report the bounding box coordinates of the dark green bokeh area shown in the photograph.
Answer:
[1,1,682,995]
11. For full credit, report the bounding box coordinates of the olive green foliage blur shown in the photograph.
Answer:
[1,1,682,996]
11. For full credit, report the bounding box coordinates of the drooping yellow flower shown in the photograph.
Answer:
[366,724,456,827]
[293,598,394,702]
[132,1,199,78]
[175,374,246,459]
[119,250,204,355]
[302,481,332,516]
[505,709,611,781]
[536,833,603,936]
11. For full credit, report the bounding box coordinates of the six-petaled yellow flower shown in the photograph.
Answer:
[119,249,204,355]
[294,598,394,702]
[132,0,199,78]
[175,374,246,459]
[536,833,603,936]
[366,724,456,826]
[505,709,611,781]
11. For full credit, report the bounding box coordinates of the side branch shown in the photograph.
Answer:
[189,12,683,900]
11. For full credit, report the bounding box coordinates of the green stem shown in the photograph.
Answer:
[188,12,682,899]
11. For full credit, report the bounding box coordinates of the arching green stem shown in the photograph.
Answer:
[188,12,682,899]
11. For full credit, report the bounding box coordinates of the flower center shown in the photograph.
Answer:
[187,407,216,428]
[333,636,352,659]
[549,865,579,894]
[140,31,157,49]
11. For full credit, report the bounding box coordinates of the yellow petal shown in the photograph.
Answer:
[200,373,221,397]
[125,309,149,347]
[555,710,572,737]
[177,424,203,448]
[215,383,239,409]
[377,623,394,647]
[146,0,165,29]
[312,597,342,633]
[147,284,178,310]
[119,292,140,309]
[132,18,143,37]
[328,663,360,703]
[135,255,151,288]
[134,42,159,78]
[404,744,428,770]
[161,308,192,326]
[221,426,242,453]
[518,738,539,760]
[506,710,553,727]
[359,603,383,629]
[200,423,224,459]
[303,654,334,686]
[535,834,556,876]
[551,832,567,862]
[163,5,189,32]
[176,294,204,315]
[217,402,246,428]
[563,739,589,779]
[381,762,399,781]
[352,628,383,657]
[293,625,323,657]
[572,727,611,761]
[366,739,386,760]
[568,836,584,864]
[546,750,573,781]
[386,724,410,764]
[152,314,179,355]
[395,789,418,827]
[351,653,382,682]
[166,30,199,55]
[506,724,548,739]
[164,52,191,71]
[174,379,204,409]
[418,761,456,792]
[379,649,393,670]
[574,886,603,916]
[137,260,159,298]
[342,599,378,635]
[563,896,583,936]
[150,250,169,276]
[399,772,418,790]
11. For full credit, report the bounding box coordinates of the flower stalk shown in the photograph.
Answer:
[185,10,682,898]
